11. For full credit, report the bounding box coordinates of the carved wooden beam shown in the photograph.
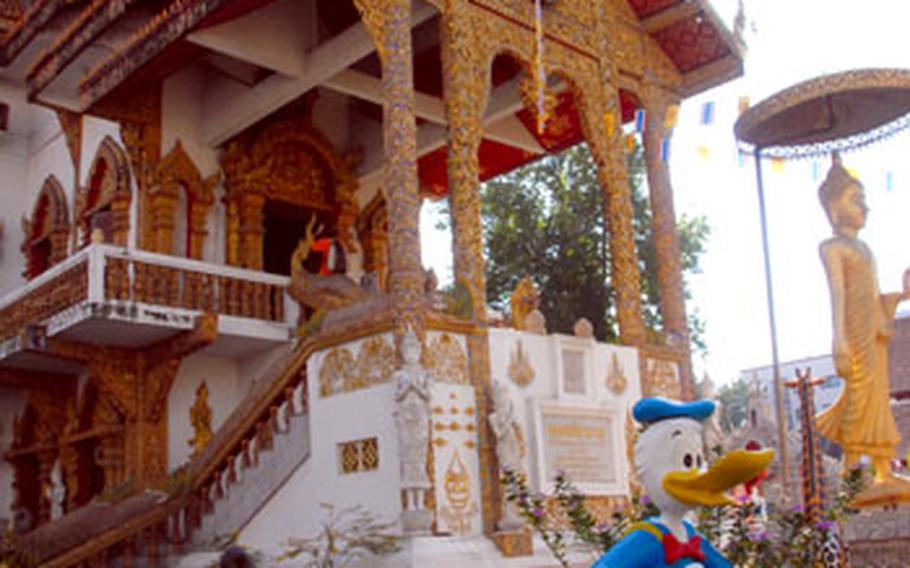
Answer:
[641,2,700,34]
[325,69,544,154]
[0,368,75,390]
[201,1,436,146]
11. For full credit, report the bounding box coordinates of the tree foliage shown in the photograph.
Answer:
[478,142,709,349]
[717,377,751,433]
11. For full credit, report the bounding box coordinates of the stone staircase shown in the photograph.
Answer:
[194,384,310,546]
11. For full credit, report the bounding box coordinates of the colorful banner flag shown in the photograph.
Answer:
[811,160,820,181]
[696,145,710,161]
[625,133,636,153]
[886,171,895,192]
[737,96,750,116]
[700,101,715,125]
[771,157,785,173]
[660,138,671,161]
[634,109,647,133]
[737,149,746,168]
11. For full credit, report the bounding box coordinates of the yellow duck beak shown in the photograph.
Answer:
[662,449,774,507]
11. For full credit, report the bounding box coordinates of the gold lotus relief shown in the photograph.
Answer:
[318,336,396,397]
[605,352,627,395]
[508,340,535,387]
[423,333,468,385]
[439,448,478,535]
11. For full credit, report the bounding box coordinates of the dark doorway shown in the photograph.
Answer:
[262,200,331,276]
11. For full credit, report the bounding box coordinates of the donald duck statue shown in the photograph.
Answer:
[593,398,774,568]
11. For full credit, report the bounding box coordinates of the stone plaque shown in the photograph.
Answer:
[534,402,623,494]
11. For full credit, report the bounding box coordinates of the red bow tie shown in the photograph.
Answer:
[662,532,705,564]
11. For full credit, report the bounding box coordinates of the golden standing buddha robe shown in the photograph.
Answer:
[815,154,908,488]
[815,235,901,459]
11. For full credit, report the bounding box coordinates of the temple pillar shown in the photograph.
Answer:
[49,228,69,266]
[641,86,694,399]
[439,5,499,535]
[583,86,646,346]
[111,193,131,247]
[354,0,425,332]
[189,201,210,260]
[238,190,265,270]
[149,190,178,255]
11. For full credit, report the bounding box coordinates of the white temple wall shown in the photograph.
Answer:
[163,66,227,264]
[0,85,33,296]
[0,387,26,524]
[487,329,641,494]
[167,353,243,469]
[162,66,219,178]
[239,336,402,554]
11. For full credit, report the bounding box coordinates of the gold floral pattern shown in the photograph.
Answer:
[424,333,469,385]
[605,352,628,395]
[508,341,535,387]
[318,336,397,397]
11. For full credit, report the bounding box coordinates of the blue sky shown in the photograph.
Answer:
[420,0,910,384]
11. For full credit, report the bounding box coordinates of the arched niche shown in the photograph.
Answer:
[220,109,359,272]
[21,176,70,279]
[148,140,215,259]
[77,136,131,247]
[357,192,389,293]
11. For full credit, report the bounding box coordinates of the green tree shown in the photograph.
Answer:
[716,377,750,432]
[479,142,709,349]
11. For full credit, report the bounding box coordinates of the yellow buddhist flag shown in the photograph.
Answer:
[664,104,680,130]
[696,145,710,161]
[771,157,785,173]
[738,96,750,115]
[603,112,615,138]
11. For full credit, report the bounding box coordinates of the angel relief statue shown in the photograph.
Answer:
[288,216,374,318]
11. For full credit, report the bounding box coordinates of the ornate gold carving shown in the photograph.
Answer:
[605,352,628,395]
[439,448,477,534]
[338,437,380,474]
[289,216,373,319]
[79,136,132,247]
[55,109,82,171]
[220,108,359,270]
[424,334,468,385]
[643,357,681,399]
[641,82,693,397]
[22,175,70,279]
[318,335,397,397]
[188,381,213,456]
[47,314,217,484]
[354,0,425,334]
[150,140,216,258]
[507,341,535,387]
[510,276,540,331]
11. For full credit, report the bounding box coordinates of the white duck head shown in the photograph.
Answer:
[633,398,774,519]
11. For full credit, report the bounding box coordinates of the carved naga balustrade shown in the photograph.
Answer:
[16,317,400,568]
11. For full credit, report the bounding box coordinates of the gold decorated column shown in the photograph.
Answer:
[642,85,694,399]
[582,86,647,346]
[355,0,425,331]
[440,4,499,535]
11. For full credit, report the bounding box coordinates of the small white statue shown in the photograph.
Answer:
[47,459,66,520]
[393,327,432,532]
[489,381,526,530]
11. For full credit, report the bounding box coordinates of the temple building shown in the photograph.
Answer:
[0,0,742,564]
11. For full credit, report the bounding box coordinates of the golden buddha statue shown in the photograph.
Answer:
[815,154,910,492]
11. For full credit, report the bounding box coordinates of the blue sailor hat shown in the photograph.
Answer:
[632,397,716,424]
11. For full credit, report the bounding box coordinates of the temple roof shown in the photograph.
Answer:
[0,0,742,192]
